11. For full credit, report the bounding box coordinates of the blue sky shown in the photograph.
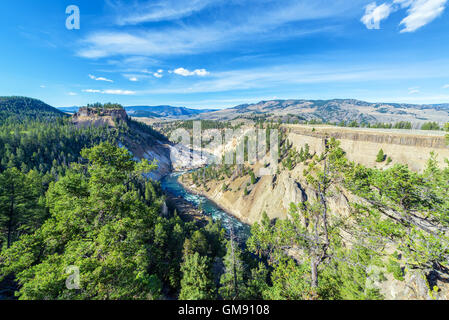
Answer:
[1,0,449,109]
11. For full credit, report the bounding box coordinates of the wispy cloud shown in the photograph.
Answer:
[443,84,449,88]
[137,59,449,95]
[88,74,114,82]
[397,0,447,32]
[82,89,136,95]
[361,0,448,32]
[78,1,361,59]
[68,92,77,96]
[112,0,216,25]
[408,86,420,94]
[361,2,393,29]
[172,67,209,77]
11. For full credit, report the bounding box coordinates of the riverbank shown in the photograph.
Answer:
[161,173,251,240]
[164,190,210,226]
[178,177,251,227]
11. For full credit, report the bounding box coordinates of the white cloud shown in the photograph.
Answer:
[103,89,136,95]
[443,84,449,88]
[138,59,449,95]
[82,89,135,95]
[88,74,114,82]
[361,2,393,29]
[113,0,216,25]
[361,0,448,32]
[78,1,360,59]
[397,0,448,32]
[129,77,138,82]
[408,87,420,94]
[68,92,77,96]
[154,72,163,78]
[40,85,46,88]
[173,67,210,77]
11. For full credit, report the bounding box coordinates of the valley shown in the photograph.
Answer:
[1,96,449,301]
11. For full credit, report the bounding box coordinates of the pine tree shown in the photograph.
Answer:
[376,149,386,162]
[0,168,45,248]
[179,252,215,300]
[0,143,163,299]
[249,170,257,185]
[219,232,247,300]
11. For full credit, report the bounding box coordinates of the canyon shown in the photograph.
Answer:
[180,124,449,224]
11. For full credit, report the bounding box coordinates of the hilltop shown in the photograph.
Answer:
[71,104,172,179]
[0,97,173,180]
[0,96,66,124]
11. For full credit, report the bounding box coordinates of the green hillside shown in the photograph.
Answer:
[0,97,66,125]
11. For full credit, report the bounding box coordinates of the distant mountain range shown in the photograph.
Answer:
[195,99,449,124]
[4,96,448,125]
[58,105,217,118]
[126,105,217,118]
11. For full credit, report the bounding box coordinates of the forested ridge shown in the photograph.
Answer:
[0,97,66,125]
[1,97,449,300]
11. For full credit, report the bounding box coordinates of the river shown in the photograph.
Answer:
[161,172,250,242]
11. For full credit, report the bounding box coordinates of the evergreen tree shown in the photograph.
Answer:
[249,170,257,185]
[179,252,215,300]
[376,149,386,162]
[0,168,46,249]
[219,238,247,300]
[0,143,163,299]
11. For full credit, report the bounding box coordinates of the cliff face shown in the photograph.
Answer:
[286,125,449,172]
[72,107,128,128]
[180,125,449,300]
[71,107,172,180]
[185,124,449,224]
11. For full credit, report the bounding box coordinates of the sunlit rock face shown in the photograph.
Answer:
[71,108,173,180]
[72,107,128,128]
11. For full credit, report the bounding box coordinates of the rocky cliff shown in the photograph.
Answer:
[72,107,128,128]
[182,125,449,224]
[179,124,449,300]
[71,107,172,180]
[285,125,449,172]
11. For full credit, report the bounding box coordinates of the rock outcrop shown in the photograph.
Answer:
[71,107,172,180]
[72,107,128,128]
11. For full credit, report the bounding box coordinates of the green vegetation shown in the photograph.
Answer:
[421,122,440,130]
[1,102,449,301]
[0,143,228,299]
[376,149,386,162]
[247,139,449,299]
[0,97,66,125]
[334,120,413,130]
[179,252,215,300]
[85,102,124,110]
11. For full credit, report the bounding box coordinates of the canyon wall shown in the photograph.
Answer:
[183,125,449,225]
[285,125,449,172]
[181,124,449,300]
